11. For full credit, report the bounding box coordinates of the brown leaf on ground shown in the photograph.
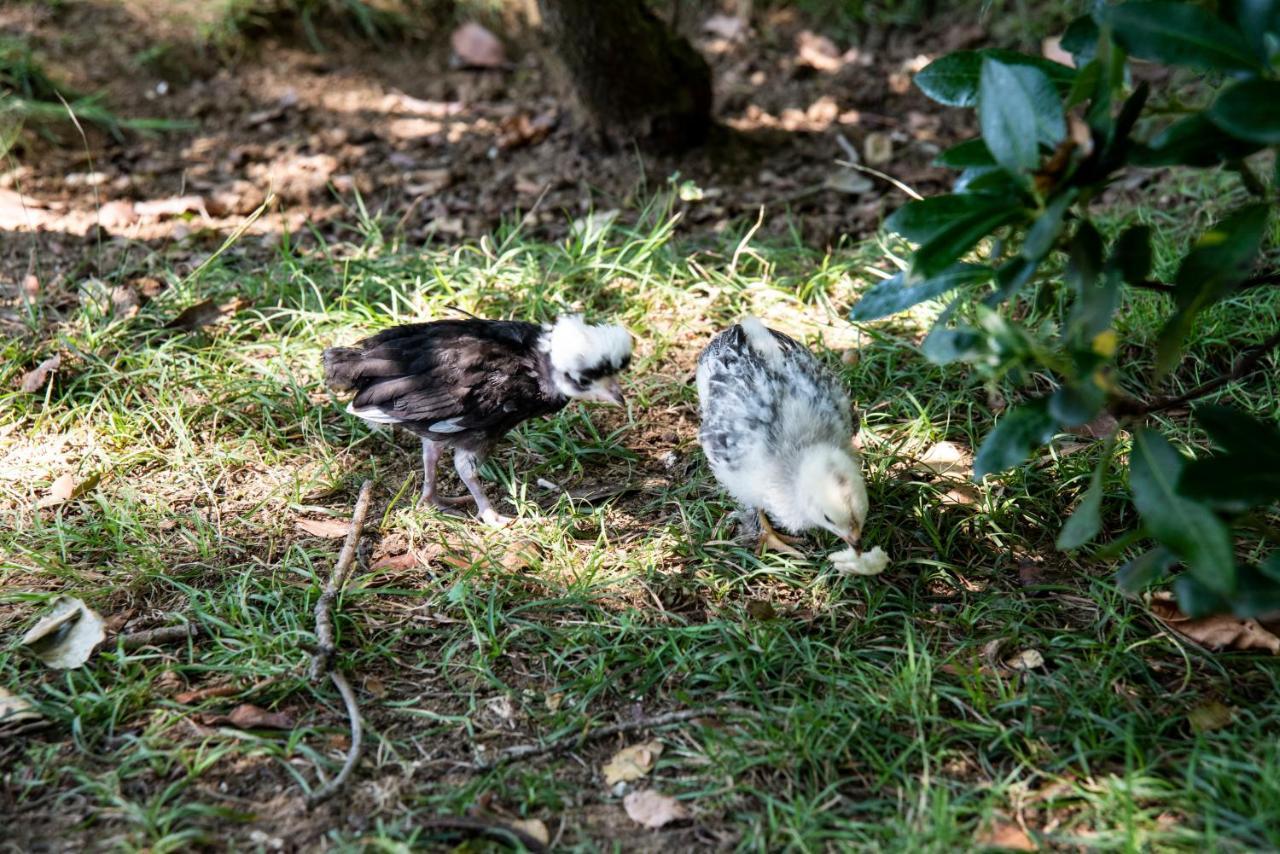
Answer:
[371,551,417,571]
[913,441,973,478]
[623,790,690,829]
[974,820,1037,851]
[497,112,556,150]
[0,686,42,725]
[36,470,101,509]
[1149,597,1280,654]
[134,195,208,219]
[164,297,250,332]
[795,30,843,73]
[451,22,506,68]
[602,740,664,785]
[200,703,294,730]
[504,818,550,846]
[175,682,244,705]
[19,596,106,669]
[296,517,351,539]
[20,354,61,393]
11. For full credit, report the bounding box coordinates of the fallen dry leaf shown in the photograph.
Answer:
[20,596,106,669]
[451,22,506,68]
[1188,700,1234,733]
[1005,649,1045,671]
[602,740,663,786]
[974,820,1037,851]
[371,552,417,571]
[545,692,564,712]
[134,195,208,219]
[505,818,550,846]
[623,790,690,829]
[913,441,973,478]
[863,131,894,165]
[795,30,843,72]
[1149,597,1280,654]
[296,517,351,539]
[364,675,388,699]
[200,703,294,730]
[164,297,250,332]
[20,354,61,393]
[175,682,244,705]
[0,687,41,725]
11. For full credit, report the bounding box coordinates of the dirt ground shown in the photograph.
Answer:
[0,0,1009,309]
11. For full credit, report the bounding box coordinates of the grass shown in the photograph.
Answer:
[2,178,1280,850]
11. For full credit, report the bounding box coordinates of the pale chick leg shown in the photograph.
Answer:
[830,545,890,576]
[757,509,805,557]
[453,448,512,527]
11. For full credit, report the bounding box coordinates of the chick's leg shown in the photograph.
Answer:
[757,509,805,557]
[454,448,511,527]
[419,439,471,512]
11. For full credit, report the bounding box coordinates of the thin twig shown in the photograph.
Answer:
[416,816,548,853]
[117,624,198,650]
[308,671,364,807]
[474,705,757,770]
[306,479,374,808]
[310,480,375,679]
[1112,328,1280,416]
[835,158,924,201]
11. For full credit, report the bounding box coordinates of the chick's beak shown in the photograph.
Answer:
[840,528,861,549]
[601,376,625,406]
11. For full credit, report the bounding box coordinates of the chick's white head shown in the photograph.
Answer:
[545,314,633,405]
[793,444,868,546]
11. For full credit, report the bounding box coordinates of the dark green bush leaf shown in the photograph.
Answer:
[985,256,1041,306]
[973,398,1057,479]
[1057,456,1109,550]
[914,209,1024,278]
[1223,0,1280,60]
[1110,225,1153,284]
[1134,113,1264,167]
[1118,546,1175,592]
[1129,429,1236,595]
[922,324,984,365]
[1180,454,1280,507]
[1177,562,1280,618]
[1208,79,1280,144]
[1022,191,1076,261]
[1156,203,1270,377]
[979,58,1066,174]
[850,264,992,321]
[885,194,1010,243]
[915,49,1076,108]
[1104,1,1263,72]
[1061,14,1101,65]
[1049,381,1105,427]
[1195,405,1280,453]
[1067,221,1121,339]
[934,138,996,168]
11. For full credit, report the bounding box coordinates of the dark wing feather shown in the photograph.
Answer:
[324,320,562,437]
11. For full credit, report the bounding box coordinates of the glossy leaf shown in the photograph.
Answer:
[1021,191,1075,261]
[934,138,996,168]
[851,264,992,321]
[1049,381,1105,427]
[1060,14,1101,65]
[1208,79,1280,144]
[922,324,984,365]
[915,49,1076,108]
[885,194,1011,243]
[1196,405,1280,453]
[979,59,1066,174]
[1180,454,1280,507]
[1109,225,1153,284]
[1156,204,1270,377]
[1119,547,1176,592]
[1222,0,1280,60]
[984,256,1040,307]
[913,206,1023,278]
[1104,1,1263,72]
[1129,429,1236,595]
[1057,454,1110,550]
[973,398,1057,479]
[1067,222,1120,339]
[1134,113,1264,167]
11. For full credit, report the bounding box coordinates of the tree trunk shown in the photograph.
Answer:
[537,0,713,151]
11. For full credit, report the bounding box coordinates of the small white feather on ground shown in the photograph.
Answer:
[830,545,889,576]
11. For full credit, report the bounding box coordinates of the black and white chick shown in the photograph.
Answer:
[696,317,888,575]
[324,314,632,526]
